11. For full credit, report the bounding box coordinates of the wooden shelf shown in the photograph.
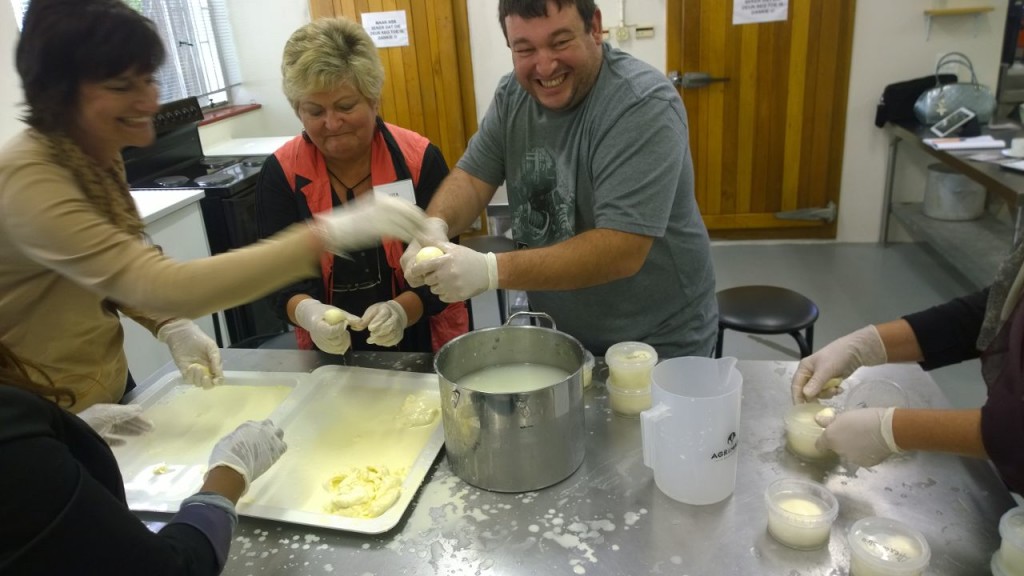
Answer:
[923,6,994,39]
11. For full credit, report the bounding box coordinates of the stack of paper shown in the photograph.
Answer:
[923,135,1006,151]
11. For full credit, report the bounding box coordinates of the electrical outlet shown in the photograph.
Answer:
[636,26,655,39]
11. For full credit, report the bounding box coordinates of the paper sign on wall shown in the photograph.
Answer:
[733,0,788,25]
[361,11,409,48]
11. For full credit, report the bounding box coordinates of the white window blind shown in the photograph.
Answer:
[8,0,242,107]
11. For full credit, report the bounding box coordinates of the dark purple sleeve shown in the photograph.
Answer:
[902,288,989,370]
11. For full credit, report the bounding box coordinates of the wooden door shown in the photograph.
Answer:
[308,0,477,174]
[667,1,855,239]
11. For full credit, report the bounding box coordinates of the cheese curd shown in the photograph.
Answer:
[324,465,404,518]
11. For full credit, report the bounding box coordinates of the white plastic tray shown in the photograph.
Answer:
[114,367,444,534]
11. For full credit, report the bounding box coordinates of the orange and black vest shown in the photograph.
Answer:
[272,119,467,352]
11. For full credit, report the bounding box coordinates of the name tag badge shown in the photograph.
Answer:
[373,179,416,204]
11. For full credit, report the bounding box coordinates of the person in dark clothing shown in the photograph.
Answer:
[791,243,1024,495]
[256,17,468,355]
[0,341,287,575]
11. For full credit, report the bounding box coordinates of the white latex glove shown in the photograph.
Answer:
[207,419,287,494]
[315,194,427,255]
[815,406,901,468]
[791,325,887,404]
[294,298,357,354]
[401,217,450,288]
[413,242,498,303]
[157,319,224,389]
[353,300,409,347]
[78,404,154,446]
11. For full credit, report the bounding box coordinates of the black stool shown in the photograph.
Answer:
[459,235,516,325]
[714,285,819,359]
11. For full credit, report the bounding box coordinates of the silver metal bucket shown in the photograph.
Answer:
[434,312,586,492]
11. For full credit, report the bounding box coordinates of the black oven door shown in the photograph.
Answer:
[200,184,289,347]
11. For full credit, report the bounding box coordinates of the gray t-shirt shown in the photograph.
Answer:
[458,44,717,358]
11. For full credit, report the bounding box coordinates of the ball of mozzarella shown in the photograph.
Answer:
[415,246,445,262]
[323,309,346,326]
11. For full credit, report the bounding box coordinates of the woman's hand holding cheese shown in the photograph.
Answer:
[353,300,408,347]
[157,319,224,388]
[791,325,887,404]
[293,298,356,354]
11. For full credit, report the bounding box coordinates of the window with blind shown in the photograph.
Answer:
[8,0,242,107]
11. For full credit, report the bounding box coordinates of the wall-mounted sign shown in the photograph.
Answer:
[361,11,409,48]
[733,0,788,25]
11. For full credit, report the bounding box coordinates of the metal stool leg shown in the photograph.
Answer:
[715,326,725,359]
[790,330,812,359]
[805,324,814,354]
[496,289,509,325]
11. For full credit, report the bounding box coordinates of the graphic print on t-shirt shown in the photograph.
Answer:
[510,147,573,247]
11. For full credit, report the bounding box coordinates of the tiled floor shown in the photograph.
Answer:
[472,241,988,409]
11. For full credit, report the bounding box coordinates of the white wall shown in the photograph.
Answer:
[0,4,22,143]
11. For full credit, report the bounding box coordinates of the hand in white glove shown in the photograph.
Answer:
[207,419,287,494]
[78,404,154,446]
[352,300,409,347]
[815,406,901,468]
[412,242,498,303]
[315,195,427,255]
[401,217,450,288]
[157,319,224,389]
[294,299,357,354]
[791,325,887,404]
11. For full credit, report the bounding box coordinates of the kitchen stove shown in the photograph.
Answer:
[123,97,288,348]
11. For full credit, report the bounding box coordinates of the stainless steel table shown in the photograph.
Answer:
[132,350,1015,575]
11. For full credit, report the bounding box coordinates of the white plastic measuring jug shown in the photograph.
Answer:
[641,356,743,505]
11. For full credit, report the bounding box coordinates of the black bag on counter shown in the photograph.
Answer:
[875,73,958,127]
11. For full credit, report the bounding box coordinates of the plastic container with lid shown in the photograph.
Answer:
[764,478,839,550]
[992,506,1024,575]
[582,350,595,389]
[783,402,834,461]
[848,517,931,576]
[607,378,651,417]
[605,341,658,392]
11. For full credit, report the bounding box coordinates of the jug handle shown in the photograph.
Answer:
[640,403,669,469]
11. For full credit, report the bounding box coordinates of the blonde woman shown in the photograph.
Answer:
[256,17,468,355]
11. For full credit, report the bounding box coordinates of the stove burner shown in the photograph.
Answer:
[194,172,237,188]
[155,175,190,187]
[199,157,235,169]
[242,156,266,168]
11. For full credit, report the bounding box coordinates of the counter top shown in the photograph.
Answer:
[131,350,1014,575]
[203,137,292,157]
[130,189,206,225]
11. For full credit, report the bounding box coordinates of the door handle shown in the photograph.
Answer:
[668,71,730,89]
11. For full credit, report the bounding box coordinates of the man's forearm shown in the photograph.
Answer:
[497,229,653,291]
[426,168,495,236]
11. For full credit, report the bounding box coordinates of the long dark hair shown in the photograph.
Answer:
[15,0,166,134]
[0,341,76,408]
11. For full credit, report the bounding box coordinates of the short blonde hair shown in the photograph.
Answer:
[281,18,384,112]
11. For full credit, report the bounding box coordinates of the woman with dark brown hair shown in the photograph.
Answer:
[0,340,287,574]
[0,0,427,412]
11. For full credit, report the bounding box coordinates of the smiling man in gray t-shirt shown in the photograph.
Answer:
[403,0,717,359]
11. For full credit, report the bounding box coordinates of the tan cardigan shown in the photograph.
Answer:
[0,130,319,410]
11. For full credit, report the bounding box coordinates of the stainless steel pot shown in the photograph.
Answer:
[434,312,586,492]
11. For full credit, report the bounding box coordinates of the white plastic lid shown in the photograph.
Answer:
[999,506,1024,549]
[605,341,658,369]
[848,517,931,575]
